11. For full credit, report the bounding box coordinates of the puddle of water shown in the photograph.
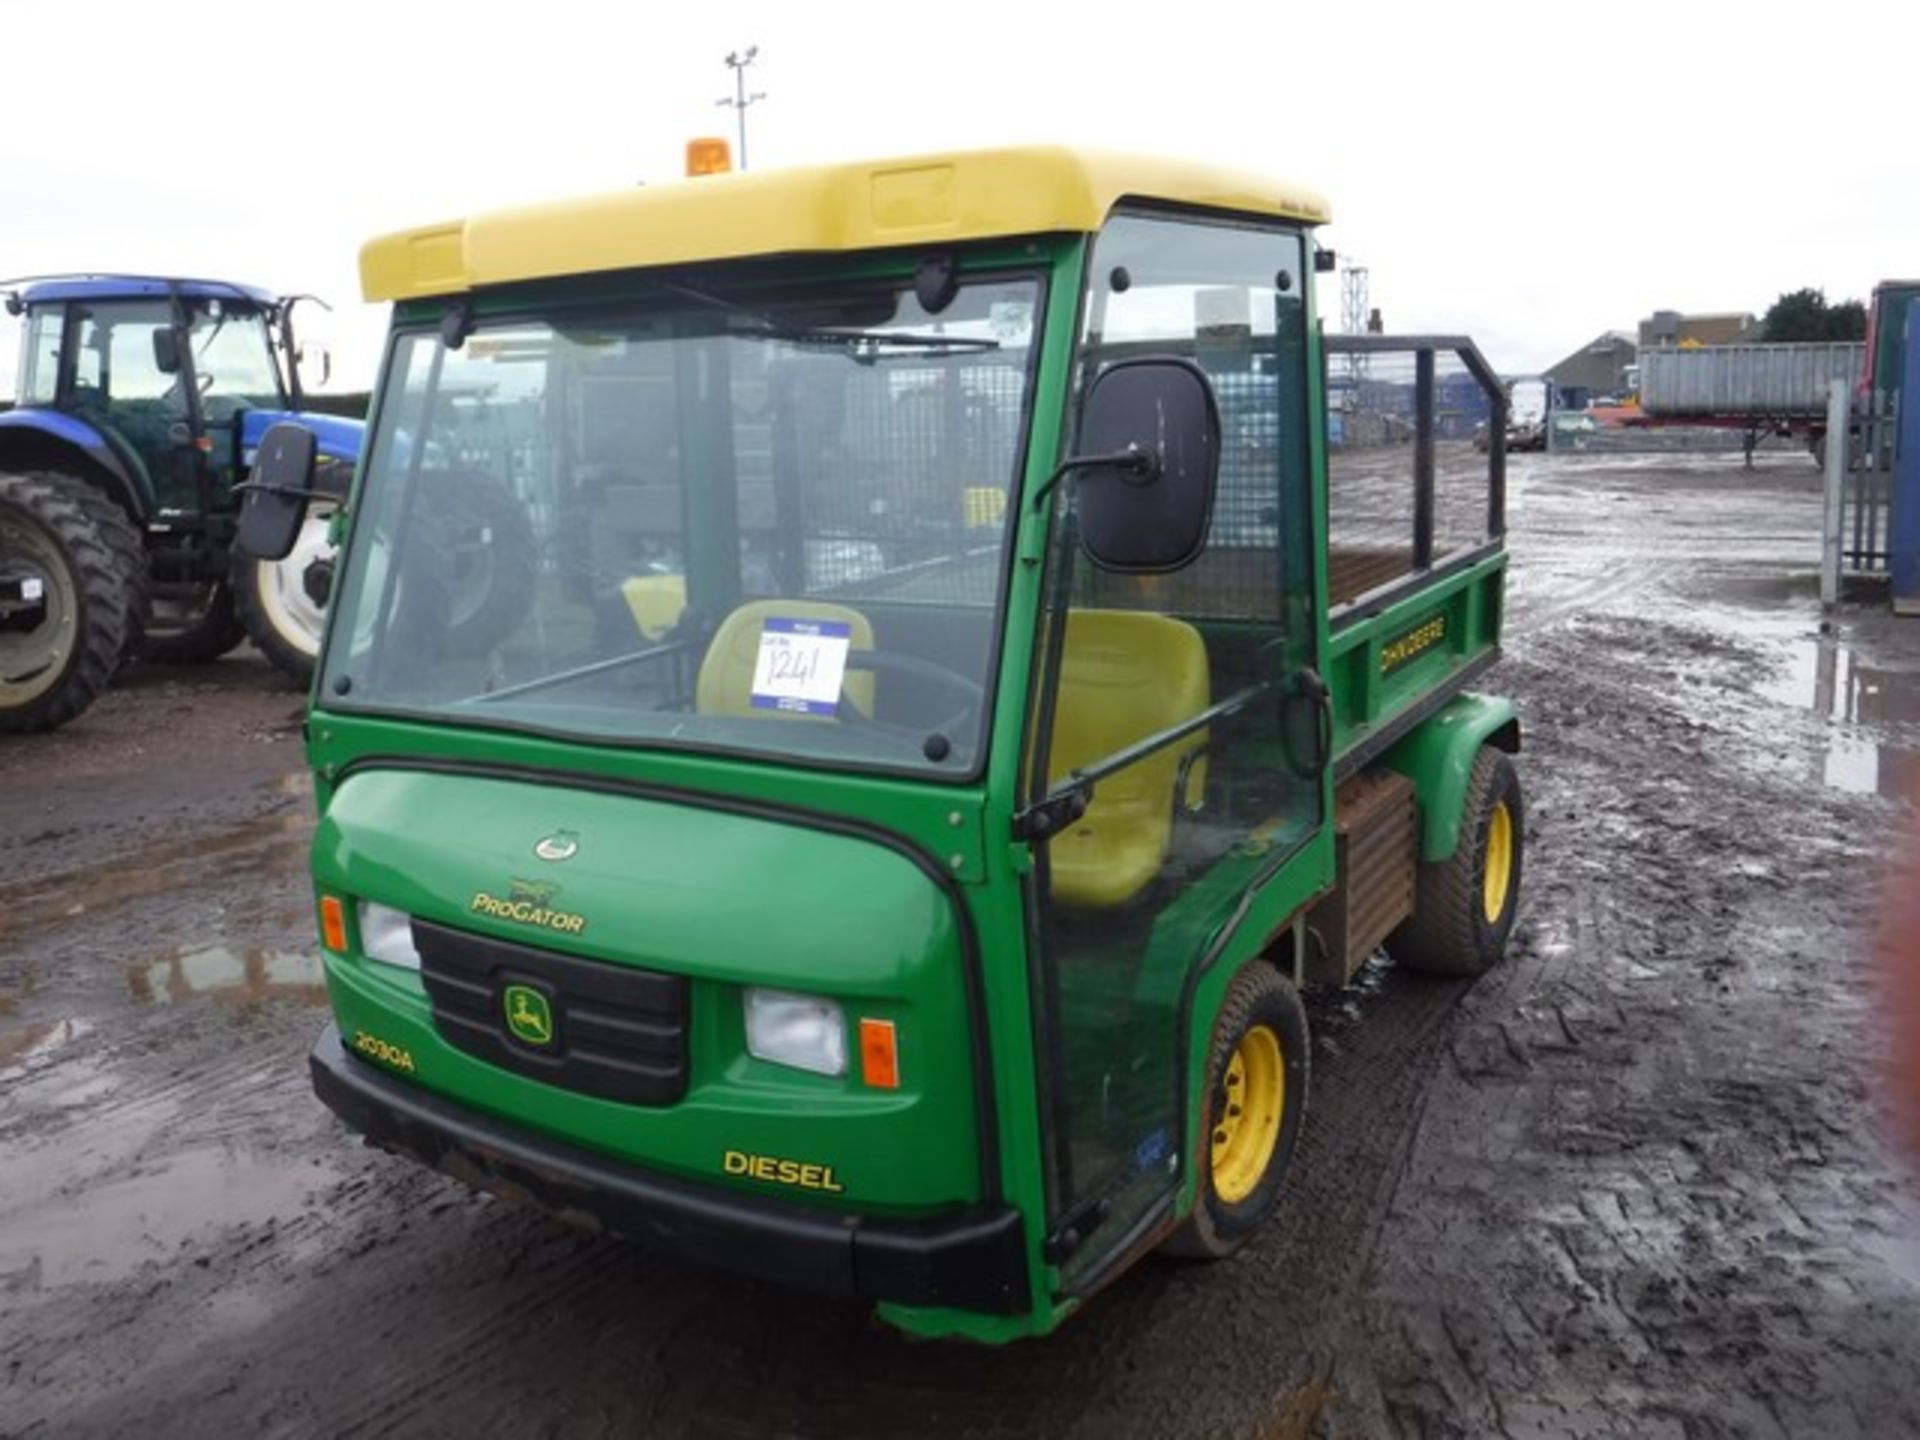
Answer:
[1764,636,1920,799]
[1860,1228,1920,1292]
[0,806,311,944]
[128,945,327,1008]
[0,1144,340,1288]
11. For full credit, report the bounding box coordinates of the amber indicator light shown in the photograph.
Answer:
[319,894,348,954]
[859,1017,899,1089]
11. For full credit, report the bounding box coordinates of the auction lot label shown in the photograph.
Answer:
[751,617,852,717]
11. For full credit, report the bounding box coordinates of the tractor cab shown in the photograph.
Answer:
[10,277,309,515]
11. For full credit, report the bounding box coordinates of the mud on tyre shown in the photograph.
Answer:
[1163,962,1310,1259]
[1390,744,1524,976]
[0,470,145,732]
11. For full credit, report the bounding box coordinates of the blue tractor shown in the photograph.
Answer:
[0,275,363,730]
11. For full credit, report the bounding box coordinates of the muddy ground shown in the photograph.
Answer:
[3,452,1918,1439]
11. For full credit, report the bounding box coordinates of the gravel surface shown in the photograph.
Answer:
[2,452,1917,1439]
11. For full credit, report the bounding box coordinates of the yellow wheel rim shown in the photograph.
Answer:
[1482,799,1514,925]
[1210,1023,1285,1205]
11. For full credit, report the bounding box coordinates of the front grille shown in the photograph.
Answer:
[414,918,689,1105]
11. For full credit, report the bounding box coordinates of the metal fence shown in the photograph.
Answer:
[1322,335,1506,611]
[1844,394,1897,574]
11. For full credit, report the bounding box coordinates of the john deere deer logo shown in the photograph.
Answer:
[508,877,559,907]
[503,984,554,1047]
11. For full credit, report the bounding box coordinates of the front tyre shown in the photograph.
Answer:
[1390,745,1524,976]
[1162,963,1309,1260]
[0,471,143,732]
[234,503,337,684]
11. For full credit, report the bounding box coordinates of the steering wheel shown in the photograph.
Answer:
[834,648,984,757]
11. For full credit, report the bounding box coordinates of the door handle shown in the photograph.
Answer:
[1286,666,1333,779]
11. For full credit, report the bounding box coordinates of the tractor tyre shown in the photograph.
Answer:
[234,502,338,685]
[1162,962,1310,1260]
[1390,745,1524,977]
[0,470,144,733]
[138,580,247,664]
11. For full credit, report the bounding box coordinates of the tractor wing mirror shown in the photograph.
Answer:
[235,422,318,561]
[297,342,333,392]
[1072,358,1220,573]
[152,328,182,375]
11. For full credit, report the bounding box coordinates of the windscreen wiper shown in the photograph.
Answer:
[773,328,999,357]
[650,277,998,358]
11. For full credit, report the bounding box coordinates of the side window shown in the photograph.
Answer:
[1073,214,1314,632]
[19,308,63,405]
[106,318,176,402]
[72,302,181,410]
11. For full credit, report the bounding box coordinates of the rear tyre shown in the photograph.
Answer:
[1390,745,1524,976]
[138,580,247,664]
[1162,963,1309,1260]
[0,470,144,732]
[408,470,539,659]
[234,502,337,685]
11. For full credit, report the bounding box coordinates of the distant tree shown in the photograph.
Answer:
[1763,288,1868,342]
[1828,299,1868,340]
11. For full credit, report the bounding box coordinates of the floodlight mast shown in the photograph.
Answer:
[718,46,767,170]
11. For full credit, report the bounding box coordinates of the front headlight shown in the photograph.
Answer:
[358,901,421,971]
[744,988,846,1077]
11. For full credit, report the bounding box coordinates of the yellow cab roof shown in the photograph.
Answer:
[359,146,1331,303]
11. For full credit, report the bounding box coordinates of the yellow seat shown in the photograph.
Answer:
[621,574,688,640]
[695,600,876,720]
[1046,610,1209,909]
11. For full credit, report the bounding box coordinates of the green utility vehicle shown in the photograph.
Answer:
[248,146,1522,1343]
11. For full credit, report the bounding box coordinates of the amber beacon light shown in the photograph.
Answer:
[686,137,733,176]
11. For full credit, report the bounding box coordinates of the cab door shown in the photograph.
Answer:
[1023,210,1324,1287]
[68,300,197,514]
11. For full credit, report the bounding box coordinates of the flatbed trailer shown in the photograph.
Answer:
[242,144,1524,1342]
[1620,342,1865,465]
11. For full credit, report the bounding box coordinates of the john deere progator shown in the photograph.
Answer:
[243,144,1523,1341]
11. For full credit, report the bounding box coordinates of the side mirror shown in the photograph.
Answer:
[235,422,318,561]
[152,328,182,376]
[1073,358,1220,572]
[296,342,332,393]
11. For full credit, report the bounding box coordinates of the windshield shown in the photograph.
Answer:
[188,301,283,422]
[321,271,1043,775]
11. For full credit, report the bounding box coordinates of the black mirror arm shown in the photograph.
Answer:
[232,478,337,504]
[1027,446,1158,511]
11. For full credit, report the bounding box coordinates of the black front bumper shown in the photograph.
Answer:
[309,1025,1030,1315]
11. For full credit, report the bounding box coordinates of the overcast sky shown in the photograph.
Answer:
[4,0,1916,395]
